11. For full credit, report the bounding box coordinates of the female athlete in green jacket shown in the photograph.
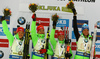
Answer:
[49,17,73,59]
[0,16,25,59]
[31,13,53,59]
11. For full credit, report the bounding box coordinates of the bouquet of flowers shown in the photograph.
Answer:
[29,3,38,12]
[66,0,74,9]
[3,8,11,16]
[52,13,59,22]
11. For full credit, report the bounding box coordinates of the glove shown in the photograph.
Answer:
[72,8,77,15]
[0,16,5,22]
[31,13,36,21]
[52,13,59,29]
[53,21,57,26]
[65,53,72,58]
[39,49,47,54]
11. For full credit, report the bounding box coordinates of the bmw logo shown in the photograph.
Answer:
[17,17,26,25]
[0,50,4,58]
[61,44,65,48]
[84,39,88,43]
[41,40,45,43]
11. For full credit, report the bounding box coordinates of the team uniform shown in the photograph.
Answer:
[50,28,73,59]
[73,16,93,59]
[31,14,53,59]
[2,20,25,59]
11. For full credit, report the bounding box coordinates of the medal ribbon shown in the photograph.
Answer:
[82,36,89,52]
[58,41,65,57]
[15,36,25,52]
[38,38,45,50]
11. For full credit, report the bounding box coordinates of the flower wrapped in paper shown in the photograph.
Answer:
[66,0,74,9]
[52,13,59,22]
[29,3,38,12]
[3,8,11,16]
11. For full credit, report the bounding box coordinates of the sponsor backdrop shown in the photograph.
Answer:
[0,0,100,59]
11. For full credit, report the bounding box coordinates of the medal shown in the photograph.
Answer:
[18,51,22,55]
[83,52,88,56]
[41,40,45,43]
[36,50,40,54]
[19,41,22,46]
[84,39,88,43]
[58,42,65,57]
[58,57,62,59]
[14,36,25,56]
[82,36,89,56]
[61,44,65,48]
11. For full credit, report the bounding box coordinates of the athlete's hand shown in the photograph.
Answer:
[0,16,5,22]
[65,53,72,58]
[52,13,59,29]
[72,8,77,16]
[31,13,36,21]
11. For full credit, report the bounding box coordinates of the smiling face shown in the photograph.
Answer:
[82,29,89,36]
[37,29,45,34]
[18,31,24,39]
[58,35,65,41]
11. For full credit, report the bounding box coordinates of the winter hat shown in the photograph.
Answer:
[57,29,64,37]
[16,27,24,33]
[82,23,89,32]
[37,25,44,32]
